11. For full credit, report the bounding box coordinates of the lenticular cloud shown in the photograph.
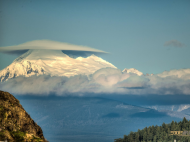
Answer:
[0,67,190,96]
[0,40,107,55]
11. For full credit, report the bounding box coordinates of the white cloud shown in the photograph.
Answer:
[177,105,190,112]
[157,69,190,80]
[146,75,190,95]
[0,68,190,96]
[92,68,123,86]
[161,110,190,119]
[115,75,149,88]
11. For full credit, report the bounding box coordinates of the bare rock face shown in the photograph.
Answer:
[0,90,48,142]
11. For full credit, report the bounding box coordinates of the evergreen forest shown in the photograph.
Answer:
[114,117,190,142]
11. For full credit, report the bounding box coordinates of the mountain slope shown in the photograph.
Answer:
[0,90,48,142]
[0,49,116,82]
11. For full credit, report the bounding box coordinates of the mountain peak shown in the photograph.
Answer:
[0,49,116,82]
[122,68,143,76]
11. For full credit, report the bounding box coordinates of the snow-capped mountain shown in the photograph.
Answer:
[0,49,116,82]
[122,68,143,76]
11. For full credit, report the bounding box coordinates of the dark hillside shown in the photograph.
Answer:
[0,90,48,142]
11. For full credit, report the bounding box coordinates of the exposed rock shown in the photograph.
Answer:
[122,68,143,76]
[0,90,48,142]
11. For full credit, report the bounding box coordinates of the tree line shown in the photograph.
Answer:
[114,117,190,142]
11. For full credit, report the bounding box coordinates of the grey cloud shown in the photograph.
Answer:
[1,50,106,57]
[0,50,29,55]
[0,40,108,56]
[164,40,185,47]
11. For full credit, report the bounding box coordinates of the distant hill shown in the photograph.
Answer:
[114,117,190,142]
[0,90,48,142]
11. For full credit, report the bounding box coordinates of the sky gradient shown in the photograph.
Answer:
[0,0,190,74]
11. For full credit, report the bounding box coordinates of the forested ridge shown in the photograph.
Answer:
[114,117,190,142]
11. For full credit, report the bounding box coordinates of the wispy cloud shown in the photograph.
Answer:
[164,40,185,47]
[0,68,190,96]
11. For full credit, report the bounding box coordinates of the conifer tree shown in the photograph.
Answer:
[114,117,190,142]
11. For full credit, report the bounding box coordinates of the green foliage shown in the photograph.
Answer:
[3,112,7,118]
[0,105,3,110]
[32,135,43,142]
[0,106,8,121]
[0,130,6,140]
[10,130,26,142]
[114,117,190,142]
[0,106,5,118]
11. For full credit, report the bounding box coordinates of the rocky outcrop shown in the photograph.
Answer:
[0,90,48,142]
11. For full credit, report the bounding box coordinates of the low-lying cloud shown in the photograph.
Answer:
[0,40,107,56]
[164,40,185,47]
[0,68,190,96]
[157,69,190,80]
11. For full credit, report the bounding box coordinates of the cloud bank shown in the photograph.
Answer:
[157,69,190,80]
[164,40,185,47]
[0,40,108,56]
[0,68,190,96]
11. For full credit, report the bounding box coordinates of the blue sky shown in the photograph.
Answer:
[0,0,190,74]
